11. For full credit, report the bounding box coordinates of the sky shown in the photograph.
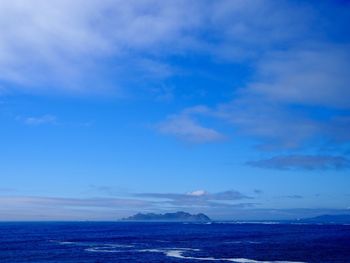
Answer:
[0,0,350,221]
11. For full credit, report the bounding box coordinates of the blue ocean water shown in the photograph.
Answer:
[0,222,350,263]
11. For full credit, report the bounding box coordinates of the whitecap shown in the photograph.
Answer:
[139,247,306,263]
[85,247,122,253]
[139,248,199,253]
[101,243,134,248]
[182,222,212,225]
[215,221,280,225]
[57,241,78,245]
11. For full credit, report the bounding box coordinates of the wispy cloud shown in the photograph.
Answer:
[0,187,16,193]
[247,155,350,171]
[86,185,129,196]
[0,196,150,208]
[1,1,339,95]
[3,1,349,151]
[157,114,225,143]
[138,189,250,201]
[250,47,350,109]
[136,189,253,208]
[1,192,348,220]
[0,0,200,93]
[158,49,350,149]
[151,2,350,151]
[19,114,57,125]
[16,114,95,127]
[0,190,255,220]
[0,195,154,220]
[284,195,303,199]
[221,46,350,149]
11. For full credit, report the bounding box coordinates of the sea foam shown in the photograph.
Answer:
[60,240,306,263]
[140,247,306,263]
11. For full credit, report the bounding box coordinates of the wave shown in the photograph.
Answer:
[139,248,200,253]
[84,243,135,253]
[101,244,134,248]
[85,247,123,253]
[59,241,305,263]
[56,240,134,249]
[50,240,82,246]
[182,222,213,225]
[215,221,281,225]
[58,241,76,245]
[139,248,305,263]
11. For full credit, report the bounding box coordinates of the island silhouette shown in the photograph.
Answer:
[122,211,211,222]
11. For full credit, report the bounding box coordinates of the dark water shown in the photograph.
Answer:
[1,222,350,263]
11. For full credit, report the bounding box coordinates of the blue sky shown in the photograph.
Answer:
[0,0,350,220]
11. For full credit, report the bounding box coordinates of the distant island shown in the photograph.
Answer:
[122,211,211,222]
[121,212,350,224]
[296,214,350,224]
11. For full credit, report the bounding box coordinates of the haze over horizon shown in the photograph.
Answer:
[1,0,350,221]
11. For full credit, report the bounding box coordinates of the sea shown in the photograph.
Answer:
[1,222,350,263]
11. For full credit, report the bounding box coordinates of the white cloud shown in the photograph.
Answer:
[149,1,350,148]
[250,46,350,109]
[2,1,350,153]
[162,44,350,149]
[187,190,207,197]
[0,0,203,92]
[0,195,153,220]
[20,114,57,125]
[0,190,252,220]
[136,189,253,209]
[157,114,224,143]
[219,46,350,148]
[247,155,350,170]
[0,0,328,94]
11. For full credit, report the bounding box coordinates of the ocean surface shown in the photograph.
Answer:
[1,222,350,263]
